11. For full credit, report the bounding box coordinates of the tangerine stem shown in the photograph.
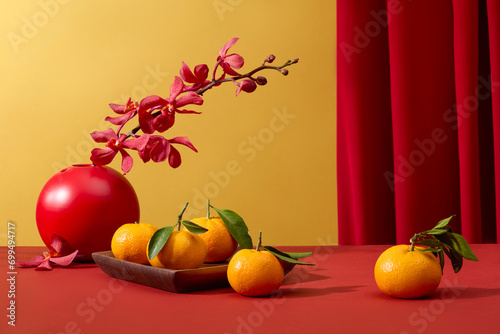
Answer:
[206,199,210,220]
[256,231,262,251]
[409,233,418,252]
[177,202,189,231]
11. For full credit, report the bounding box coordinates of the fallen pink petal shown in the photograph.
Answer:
[17,234,80,270]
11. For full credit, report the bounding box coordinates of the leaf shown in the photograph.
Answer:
[441,245,463,273]
[449,233,479,261]
[432,215,455,230]
[435,232,479,262]
[415,215,478,273]
[181,220,208,234]
[438,250,445,273]
[281,251,314,260]
[417,248,441,253]
[451,249,464,273]
[262,245,313,260]
[148,226,175,260]
[416,238,443,249]
[262,246,315,265]
[210,205,253,249]
[425,228,450,236]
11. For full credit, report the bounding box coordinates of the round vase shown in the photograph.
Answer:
[36,164,140,261]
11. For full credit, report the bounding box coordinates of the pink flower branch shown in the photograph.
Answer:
[90,38,298,174]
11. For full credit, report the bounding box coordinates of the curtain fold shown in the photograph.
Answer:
[337,0,499,244]
[487,0,500,243]
[453,0,482,242]
[337,0,395,244]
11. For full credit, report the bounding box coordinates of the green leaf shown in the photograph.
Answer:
[416,238,443,249]
[435,232,479,262]
[210,205,253,249]
[438,250,445,273]
[417,248,441,253]
[262,246,315,265]
[440,245,463,273]
[147,226,175,260]
[281,251,314,259]
[415,215,478,274]
[451,249,464,272]
[448,233,479,261]
[181,220,208,234]
[432,215,455,230]
[262,245,313,260]
[425,228,450,236]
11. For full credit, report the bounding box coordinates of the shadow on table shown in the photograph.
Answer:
[188,271,345,297]
[282,270,330,285]
[68,263,100,269]
[280,285,365,298]
[190,284,365,298]
[188,287,235,296]
[447,286,500,299]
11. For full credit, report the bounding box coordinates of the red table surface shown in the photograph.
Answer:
[2,245,500,334]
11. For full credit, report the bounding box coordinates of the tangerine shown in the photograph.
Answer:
[111,222,158,264]
[156,230,207,270]
[227,248,284,297]
[189,217,238,263]
[374,245,442,299]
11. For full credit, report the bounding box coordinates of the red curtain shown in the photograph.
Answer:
[337,0,500,245]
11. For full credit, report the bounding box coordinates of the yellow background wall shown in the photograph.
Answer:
[0,0,337,247]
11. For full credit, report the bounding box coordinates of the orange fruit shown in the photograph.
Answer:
[374,245,442,299]
[189,217,238,263]
[227,248,284,297]
[111,222,158,264]
[155,230,207,270]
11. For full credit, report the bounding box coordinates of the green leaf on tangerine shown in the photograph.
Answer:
[210,205,253,249]
[450,233,479,261]
[281,251,314,259]
[148,226,175,260]
[262,245,313,260]
[432,215,455,230]
[435,232,478,262]
[262,246,315,265]
[438,250,445,273]
[181,220,208,234]
[416,238,443,249]
[441,245,464,273]
[425,228,450,236]
[416,248,440,253]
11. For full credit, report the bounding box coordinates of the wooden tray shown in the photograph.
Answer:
[92,251,295,293]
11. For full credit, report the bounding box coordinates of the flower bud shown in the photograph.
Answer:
[265,55,276,63]
[256,76,267,85]
[280,69,289,76]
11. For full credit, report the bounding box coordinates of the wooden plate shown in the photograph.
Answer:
[92,251,295,293]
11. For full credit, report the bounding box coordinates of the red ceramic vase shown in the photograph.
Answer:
[36,164,140,261]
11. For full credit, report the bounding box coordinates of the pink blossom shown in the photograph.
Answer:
[105,98,139,127]
[17,234,80,270]
[138,77,203,133]
[180,62,210,90]
[217,37,244,76]
[139,135,197,168]
[90,128,150,174]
